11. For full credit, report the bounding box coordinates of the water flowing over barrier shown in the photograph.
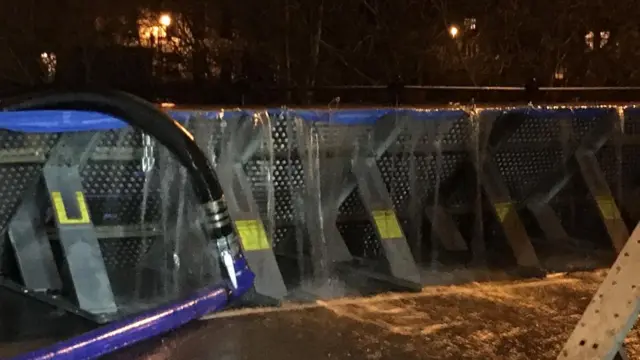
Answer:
[1,103,640,359]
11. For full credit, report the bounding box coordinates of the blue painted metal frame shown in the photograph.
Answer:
[10,258,253,360]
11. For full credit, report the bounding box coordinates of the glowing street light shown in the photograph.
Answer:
[159,14,172,27]
[449,25,459,38]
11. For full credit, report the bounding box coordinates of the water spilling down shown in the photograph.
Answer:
[1,104,636,359]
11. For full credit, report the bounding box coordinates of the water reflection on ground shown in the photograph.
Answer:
[107,271,637,360]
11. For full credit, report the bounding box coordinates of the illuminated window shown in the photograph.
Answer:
[600,31,610,48]
[464,18,476,30]
[39,53,57,83]
[585,31,595,50]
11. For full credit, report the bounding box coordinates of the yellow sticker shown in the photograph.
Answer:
[51,191,91,225]
[596,196,620,220]
[494,202,512,223]
[235,220,270,251]
[372,210,404,239]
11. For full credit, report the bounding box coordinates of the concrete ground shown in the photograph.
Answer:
[108,270,639,360]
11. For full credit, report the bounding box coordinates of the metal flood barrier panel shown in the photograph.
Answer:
[171,105,637,300]
[0,105,636,313]
[0,114,229,323]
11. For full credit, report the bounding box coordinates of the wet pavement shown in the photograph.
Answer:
[104,270,640,360]
[0,287,94,358]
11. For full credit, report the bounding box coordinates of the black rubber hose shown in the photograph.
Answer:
[1,88,232,237]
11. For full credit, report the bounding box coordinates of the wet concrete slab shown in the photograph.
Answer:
[106,270,640,360]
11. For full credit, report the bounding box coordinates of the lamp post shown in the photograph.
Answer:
[449,25,459,38]
[159,14,172,27]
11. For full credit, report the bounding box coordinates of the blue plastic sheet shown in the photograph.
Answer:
[0,108,473,133]
[2,107,614,133]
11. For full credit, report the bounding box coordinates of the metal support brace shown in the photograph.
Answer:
[8,132,117,315]
[7,184,62,292]
[474,111,541,269]
[577,110,628,252]
[575,149,629,252]
[415,118,468,252]
[523,113,573,242]
[526,198,570,241]
[529,113,576,243]
[193,112,287,300]
[425,206,468,251]
[522,111,624,247]
[294,116,353,267]
[349,113,421,285]
[557,221,640,360]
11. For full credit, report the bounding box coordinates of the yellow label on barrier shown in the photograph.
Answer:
[494,202,512,223]
[51,191,91,225]
[372,210,403,239]
[596,196,620,220]
[235,220,270,251]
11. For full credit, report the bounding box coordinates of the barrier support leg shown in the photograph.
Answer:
[425,206,468,251]
[301,156,354,264]
[575,149,629,252]
[349,114,422,286]
[474,111,541,269]
[351,158,421,286]
[415,118,468,252]
[6,183,62,292]
[193,113,288,301]
[6,132,117,318]
[527,201,570,241]
[294,117,354,266]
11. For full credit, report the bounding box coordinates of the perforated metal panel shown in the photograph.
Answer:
[379,152,469,213]
[549,175,610,243]
[596,146,633,196]
[495,115,565,201]
[314,122,370,150]
[571,113,602,140]
[495,112,613,201]
[494,148,565,200]
[99,237,155,271]
[596,110,640,220]
[271,113,298,151]
[80,127,173,272]
[506,116,561,144]
[94,128,143,148]
[243,113,307,252]
[337,219,383,259]
[0,131,60,274]
[442,116,473,145]
[81,162,163,225]
[334,117,472,260]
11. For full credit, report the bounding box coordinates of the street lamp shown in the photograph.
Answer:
[159,14,172,27]
[449,25,459,38]
[156,13,172,84]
